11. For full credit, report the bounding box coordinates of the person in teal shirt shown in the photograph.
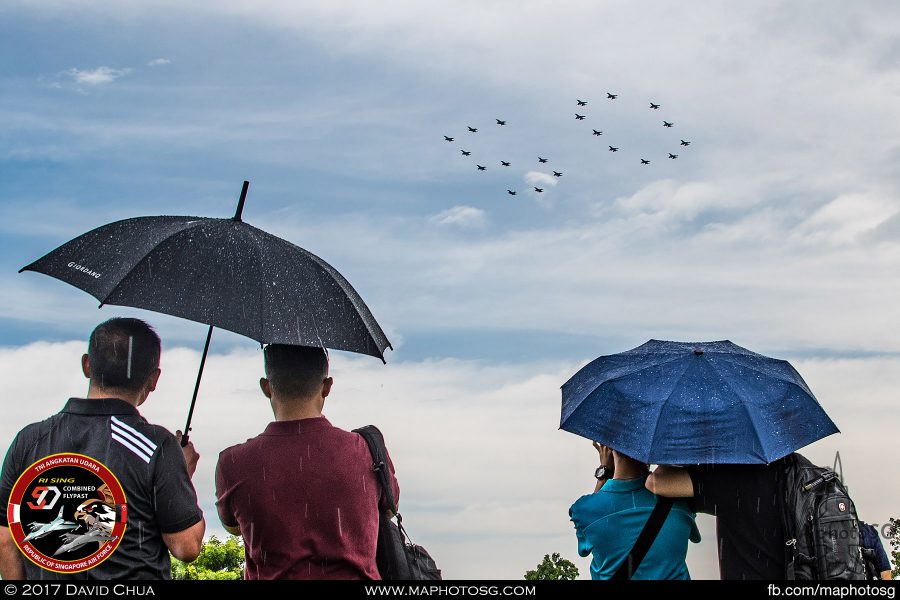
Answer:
[569,443,701,580]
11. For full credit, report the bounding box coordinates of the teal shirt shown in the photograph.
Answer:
[569,477,701,580]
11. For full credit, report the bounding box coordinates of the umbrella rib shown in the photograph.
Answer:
[96,219,204,306]
[264,224,391,356]
[644,360,694,464]
[710,369,771,464]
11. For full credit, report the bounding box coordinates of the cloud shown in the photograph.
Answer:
[524,171,558,187]
[0,341,896,578]
[147,58,172,66]
[66,66,131,85]
[429,205,486,228]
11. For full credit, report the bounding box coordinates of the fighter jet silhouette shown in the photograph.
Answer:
[468,126,478,132]
[507,190,517,195]
[663,121,674,128]
[476,165,486,171]
[576,99,588,106]
[608,146,619,152]
[668,153,678,159]
[553,171,563,177]
[460,150,472,156]
[23,507,78,542]
[575,114,586,120]
[680,139,691,146]
[592,129,603,136]
[538,157,548,163]
[649,102,660,109]
[500,161,511,167]
[641,159,650,164]
[443,136,454,142]
[496,119,506,126]
[534,187,544,193]
[607,93,617,99]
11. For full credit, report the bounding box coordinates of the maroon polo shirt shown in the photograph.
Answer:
[215,417,399,580]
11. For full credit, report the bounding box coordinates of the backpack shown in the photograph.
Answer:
[781,453,867,580]
[353,425,442,581]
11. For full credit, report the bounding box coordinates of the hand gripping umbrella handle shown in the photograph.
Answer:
[181,324,214,447]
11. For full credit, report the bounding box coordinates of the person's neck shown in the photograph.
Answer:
[272,397,323,422]
[86,386,141,407]
[613,460,649,480]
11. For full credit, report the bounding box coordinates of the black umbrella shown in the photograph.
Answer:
[20,182,392,442]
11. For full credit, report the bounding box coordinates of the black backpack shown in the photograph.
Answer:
[353,425,442,581]
[781,453,866,580]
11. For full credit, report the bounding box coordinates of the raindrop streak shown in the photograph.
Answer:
[337,508,343,537]
[126,336,133,379]
[305,503,308,518]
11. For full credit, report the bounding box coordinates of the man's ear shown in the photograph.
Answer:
[147,368,161,392]
[81,354,91,379]
[260,377,273,399]
[322,376,333,399]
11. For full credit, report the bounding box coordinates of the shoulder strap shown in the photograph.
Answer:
[353,425,397,515]
[611,496,674,581]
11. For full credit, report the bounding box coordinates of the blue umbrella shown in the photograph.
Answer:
[560,340,839,464]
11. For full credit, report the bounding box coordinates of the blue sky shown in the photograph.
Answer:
[2,1,899,578]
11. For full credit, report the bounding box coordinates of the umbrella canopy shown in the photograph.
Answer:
[20,216,391,360]
[560,339,839,465]
[19,182,391,442]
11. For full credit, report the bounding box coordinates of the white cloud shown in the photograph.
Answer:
[147,58,172,66]
[66,66,131,85]
[429,205,486,228]
[524,171,557,187]
[0,341,896,579]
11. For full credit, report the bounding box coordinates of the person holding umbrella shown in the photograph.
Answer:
[0,318,205,579]
[570,441,700,580]
[561,340,843,581]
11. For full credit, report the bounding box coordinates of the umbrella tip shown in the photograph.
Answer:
[693,348,704,356]
[233,180,250,221]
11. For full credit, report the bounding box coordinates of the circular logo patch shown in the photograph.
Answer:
[6,453,127,573]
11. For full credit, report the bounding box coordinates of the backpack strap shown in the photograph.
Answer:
[611,496,674,580]
[353,425,398,515]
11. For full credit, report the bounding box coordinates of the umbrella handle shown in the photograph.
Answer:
[181,324,214,447]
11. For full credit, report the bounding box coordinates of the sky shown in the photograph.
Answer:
[1,0,899,579]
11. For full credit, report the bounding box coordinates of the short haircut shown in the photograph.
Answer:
[88,318,162,392]
[263,344,329,400]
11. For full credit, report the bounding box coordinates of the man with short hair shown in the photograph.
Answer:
[0,318,205,579]
[215,344,399,580]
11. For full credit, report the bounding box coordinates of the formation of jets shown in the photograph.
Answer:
[442,95,692,200]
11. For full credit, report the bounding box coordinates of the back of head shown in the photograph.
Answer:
[264,344,329,401]
[88,318,161,392]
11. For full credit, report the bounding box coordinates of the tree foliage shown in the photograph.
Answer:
[524,552,579,580]
[889,518,899,579]
[171,535,244,580]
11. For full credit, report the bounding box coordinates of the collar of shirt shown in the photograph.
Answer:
[262,416,333,436]
[63,397,140,416]
[601,476,649,493]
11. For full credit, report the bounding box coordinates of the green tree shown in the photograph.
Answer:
[171,535,244,580]
[889,518,899,579]
[524,552,579,580]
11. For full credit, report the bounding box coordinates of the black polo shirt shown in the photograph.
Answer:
[0,398,203,580]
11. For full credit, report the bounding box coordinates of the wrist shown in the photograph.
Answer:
[594,464,614,480]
